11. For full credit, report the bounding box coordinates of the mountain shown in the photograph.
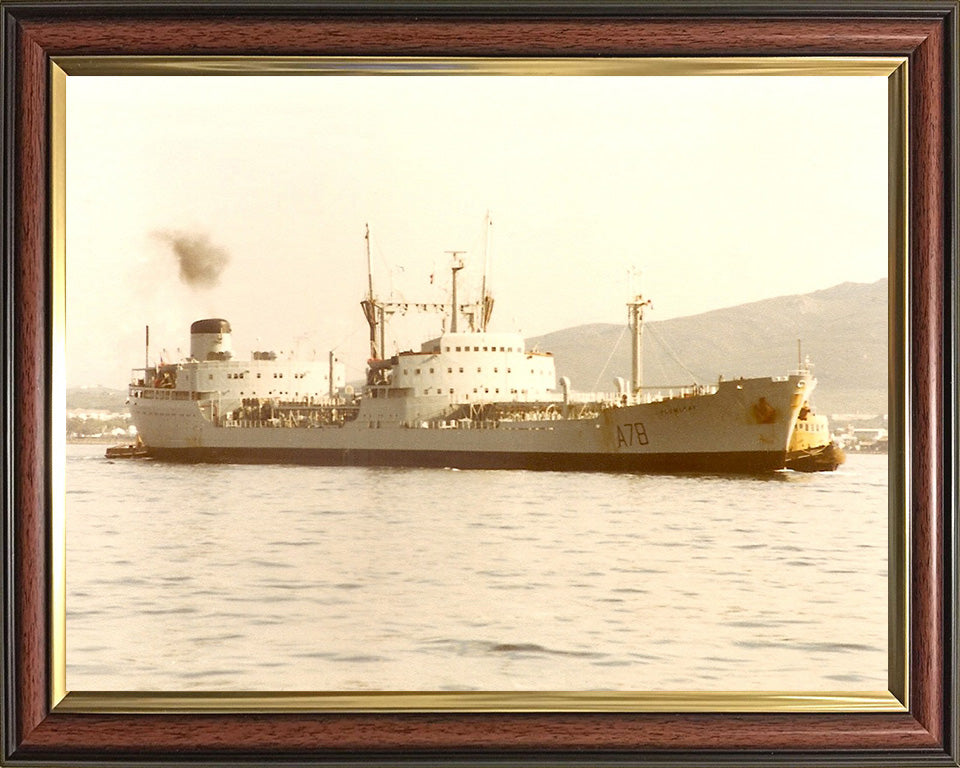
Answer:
[526,279,888,417]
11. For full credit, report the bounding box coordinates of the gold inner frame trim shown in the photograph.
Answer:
[54,55,904,77]
[50,61,68,710]
[58,690,903,714]
[49,55,909,715]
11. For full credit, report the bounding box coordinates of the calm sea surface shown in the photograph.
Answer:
[66,445,888,692]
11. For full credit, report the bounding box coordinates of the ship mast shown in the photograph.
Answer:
[627,269,653,400]
[446,251,466,333]
[480,211,494,331]
[360,223,380,360]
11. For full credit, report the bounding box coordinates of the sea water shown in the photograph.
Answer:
[65,445,888,692]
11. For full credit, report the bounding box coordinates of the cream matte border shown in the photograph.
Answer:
[49,55,909,714]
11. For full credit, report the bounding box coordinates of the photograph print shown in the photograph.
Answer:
[64,70,890,694]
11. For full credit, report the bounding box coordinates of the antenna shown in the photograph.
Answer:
[627,265,640,297]
[365,223,374,301]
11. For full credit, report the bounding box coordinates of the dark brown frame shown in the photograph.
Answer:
[2,2,957,766]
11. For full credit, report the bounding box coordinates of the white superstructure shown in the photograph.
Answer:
[390,332,555,402]
[132,318,346,417]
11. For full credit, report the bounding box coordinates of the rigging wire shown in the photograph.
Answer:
[646,322,700,383]
[330,318,368,354]
[591,324,629,391]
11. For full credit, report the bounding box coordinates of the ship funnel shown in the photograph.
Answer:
[190,318,233,361]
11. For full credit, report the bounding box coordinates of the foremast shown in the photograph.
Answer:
[627,291,653,400]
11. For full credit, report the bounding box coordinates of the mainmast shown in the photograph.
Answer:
[446,251,466,333]
[359,226,489,365]
[627,271,652,399]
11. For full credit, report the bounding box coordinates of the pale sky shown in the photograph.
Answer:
[66,74,888,387]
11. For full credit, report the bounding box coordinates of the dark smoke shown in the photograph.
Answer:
[156,231,230,289]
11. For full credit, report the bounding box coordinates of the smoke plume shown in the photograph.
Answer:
[155,231,230,289]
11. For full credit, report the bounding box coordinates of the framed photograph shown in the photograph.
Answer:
[2,2,957,766]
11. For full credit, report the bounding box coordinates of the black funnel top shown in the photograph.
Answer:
[190,318,231,334]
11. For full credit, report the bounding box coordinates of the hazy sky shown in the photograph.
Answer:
[66,74,887,387]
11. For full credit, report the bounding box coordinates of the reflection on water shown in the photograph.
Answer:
[66,446,888,691]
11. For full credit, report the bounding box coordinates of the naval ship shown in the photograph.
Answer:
[127,230,836,473]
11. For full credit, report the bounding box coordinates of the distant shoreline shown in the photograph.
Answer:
[67,436,131,445]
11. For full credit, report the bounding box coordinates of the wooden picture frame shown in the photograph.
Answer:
[2,2,957,765]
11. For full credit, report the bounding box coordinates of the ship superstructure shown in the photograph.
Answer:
[130,318,347,430]
[128,227,833,473]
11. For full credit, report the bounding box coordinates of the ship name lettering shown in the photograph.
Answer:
[616,422,649,448]
[659,404,695,417]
